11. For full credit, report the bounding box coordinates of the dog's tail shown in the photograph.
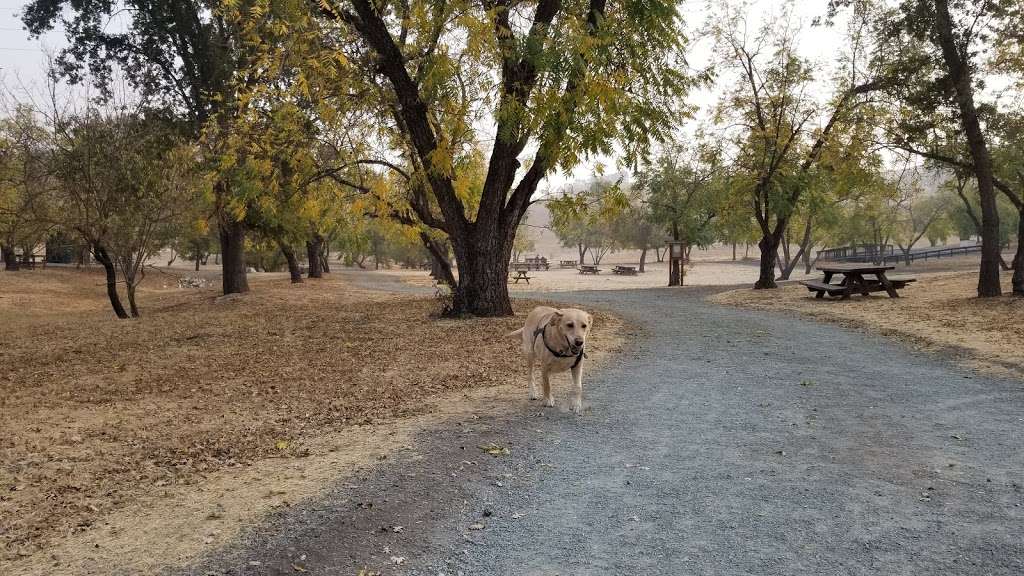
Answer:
[506,327,523,338]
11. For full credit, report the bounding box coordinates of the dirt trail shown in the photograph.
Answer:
[183,286,1024,575]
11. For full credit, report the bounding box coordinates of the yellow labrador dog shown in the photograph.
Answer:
[508,306,592,413]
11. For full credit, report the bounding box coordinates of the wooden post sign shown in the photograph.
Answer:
[667,240,685,286]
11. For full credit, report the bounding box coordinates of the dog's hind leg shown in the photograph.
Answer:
[570,364,584,414]
[541,368,555,407]
[526,351,539,400]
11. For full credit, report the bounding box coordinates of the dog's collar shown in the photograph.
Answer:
[533,324,587,368]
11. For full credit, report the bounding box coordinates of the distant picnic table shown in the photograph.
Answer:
[579,265,600,275]
[612,265,637,276]
[510,269,532,284]
[558,260,578,268]
[800,263,916,299]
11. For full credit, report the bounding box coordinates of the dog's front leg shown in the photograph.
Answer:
[526,351,539,400]
[570,364,584,414]
[541,368,555,407]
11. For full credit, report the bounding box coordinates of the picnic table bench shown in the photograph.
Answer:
[524,256,550,271]
[800,263,916,299]
[612,265,637,276]
[510,269,532,284]
[579,265,601,275]
[559,260,578,268]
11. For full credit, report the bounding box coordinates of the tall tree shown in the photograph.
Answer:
[23,0,256,295]
[829,0,1014,296]
[52,110,202,317]
[301,0,694,315]
[713,4,883,289]
[0,106,53,271]
[635,144,722,286]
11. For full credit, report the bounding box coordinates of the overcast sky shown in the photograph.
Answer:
[0,0,848,189]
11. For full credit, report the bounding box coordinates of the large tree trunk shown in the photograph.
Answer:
[777,216,814,281]
[278,241,303,284]
[1013,206,1024,295]
[449,226,513,316]
[219,218,250,295]
[306,234,324,278]
[92,243,129,319]
[755,231,782,289]
[126,283,140,318]
[423,233,457,289]
[935,0,1001,297]
[2,244,18,271]
[639,247,647,273]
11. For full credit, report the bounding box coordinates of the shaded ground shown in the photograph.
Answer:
[183,286,1024,575]
[0,268,620,573]
[711,271,1024,380]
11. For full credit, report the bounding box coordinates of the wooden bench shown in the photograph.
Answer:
[559,260,578,268]
[579,265,600,275]
[799,280,847,297]
[612,265,637,276]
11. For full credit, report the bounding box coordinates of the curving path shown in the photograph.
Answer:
[182,286,1024,576]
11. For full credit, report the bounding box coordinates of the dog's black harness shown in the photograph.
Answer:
[533,324,586,369]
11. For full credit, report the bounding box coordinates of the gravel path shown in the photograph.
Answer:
[182,287,1024,576]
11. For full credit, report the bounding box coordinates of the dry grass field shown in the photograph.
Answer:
[0,268,622,574]
[710,271,1024,379]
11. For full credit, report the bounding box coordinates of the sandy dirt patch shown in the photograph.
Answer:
[709,271,1024,379]
[0,268,623,575]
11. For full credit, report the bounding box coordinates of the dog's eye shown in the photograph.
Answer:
[581,324,587,328]
[566,323,574,328]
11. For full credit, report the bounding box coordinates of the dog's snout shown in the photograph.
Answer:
[574,338,584,346]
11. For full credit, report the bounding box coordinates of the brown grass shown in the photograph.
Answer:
[0,268,622,574]
[709,271,1024,379]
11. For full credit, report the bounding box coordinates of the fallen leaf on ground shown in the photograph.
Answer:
[478,443,509,456]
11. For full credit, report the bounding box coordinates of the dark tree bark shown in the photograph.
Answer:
[278,241,303,283]
[92,243,129,319]
[934,0,1001,297]
[422,233,456,289]
[125,284,140,318]
[306,234,324,278]
[1013,206,1024,295]
[219,217,249,294]
[2,244,19,271]
[639,246,647,273]
[449,226,514,316]
[778,217,814,280]
[732,243,737,261]
[755,232,783,289]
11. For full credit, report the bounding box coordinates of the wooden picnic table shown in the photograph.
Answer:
[510,269,532,284]
[612,265,637,276]
[801,263,915,299]
[579,265,600,275]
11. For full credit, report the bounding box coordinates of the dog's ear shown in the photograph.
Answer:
[548,311,563,326]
